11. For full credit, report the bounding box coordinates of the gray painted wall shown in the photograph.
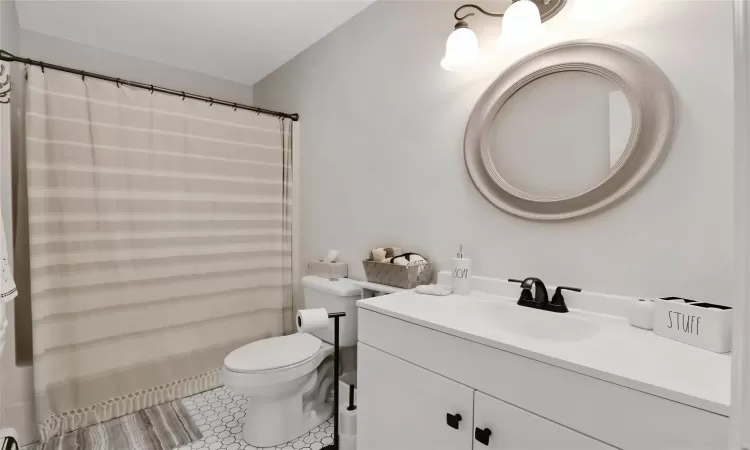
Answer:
[20,30,254,103]
[1,0,20,242]
[254,0,735,304]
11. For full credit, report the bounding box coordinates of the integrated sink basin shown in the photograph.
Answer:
[468,300,601,342]
[372,293,602,342]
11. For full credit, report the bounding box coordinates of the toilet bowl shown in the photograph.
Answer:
[223,276,360,447]
[222,333,335,447]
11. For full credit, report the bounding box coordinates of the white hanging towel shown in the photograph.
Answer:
[0,218,16,354]
[1,219,17,302]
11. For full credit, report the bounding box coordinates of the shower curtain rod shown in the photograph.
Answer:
[0,50,299,121]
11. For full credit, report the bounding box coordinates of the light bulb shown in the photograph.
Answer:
[498,0,542,46]
[441,24,480,71]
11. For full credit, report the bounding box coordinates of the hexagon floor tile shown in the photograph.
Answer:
[177,386,334,450]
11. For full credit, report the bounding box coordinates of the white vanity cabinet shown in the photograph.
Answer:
[357,302,730,450]
[358,343,615,450]
[358,343,474,450]
[472,391,613,450]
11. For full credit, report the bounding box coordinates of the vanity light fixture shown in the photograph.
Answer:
[441,0,567,71]
[499,0,543,45]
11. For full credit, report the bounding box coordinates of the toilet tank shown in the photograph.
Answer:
[301,276,361,347]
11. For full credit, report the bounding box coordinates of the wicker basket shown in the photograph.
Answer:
[362,259,433,289]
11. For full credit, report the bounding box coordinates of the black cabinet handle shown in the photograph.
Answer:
[475,427,492,446]
[446,413,462,429]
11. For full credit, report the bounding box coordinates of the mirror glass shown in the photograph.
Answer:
[488,71,632,198]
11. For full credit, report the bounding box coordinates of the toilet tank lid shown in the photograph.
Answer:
[301,276,360,297]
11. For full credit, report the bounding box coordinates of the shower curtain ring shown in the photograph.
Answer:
[233,103,237,111]
[150,85,154,94]
[181,91,186,101]
[80,70,85,81]
[208,98,214,106]
[0,80,10,104]
[39,62,45,73]
[115,78,121,87]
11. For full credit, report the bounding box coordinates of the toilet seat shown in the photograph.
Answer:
[222,336,333,395]
[225,333,322,374]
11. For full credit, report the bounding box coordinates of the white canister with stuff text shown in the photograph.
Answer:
[653,298,732,353]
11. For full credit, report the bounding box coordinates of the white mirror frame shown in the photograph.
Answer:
[465,40,677,221]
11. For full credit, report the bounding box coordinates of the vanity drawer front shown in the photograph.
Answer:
[359,309,729,450]
[473,391,615,450]
[358,342,475,450]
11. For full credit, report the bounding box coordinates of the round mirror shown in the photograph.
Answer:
[465,40,676,220]
[488,71,633,199]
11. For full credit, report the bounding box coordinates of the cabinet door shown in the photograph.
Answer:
[473,391,615,450]
[357,343,474,450]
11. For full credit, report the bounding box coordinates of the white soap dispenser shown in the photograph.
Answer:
[452,245,472,296]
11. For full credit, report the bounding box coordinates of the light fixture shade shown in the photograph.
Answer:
[499,0,542,46]
[441,25,479,71]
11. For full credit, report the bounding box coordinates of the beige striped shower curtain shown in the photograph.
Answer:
[23,66,293,439]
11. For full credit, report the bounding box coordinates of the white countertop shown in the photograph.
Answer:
[353,280,406,294]
[358,290,731,416]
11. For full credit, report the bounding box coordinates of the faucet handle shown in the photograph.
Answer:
[555,286,582,295]
[549,286,581,313]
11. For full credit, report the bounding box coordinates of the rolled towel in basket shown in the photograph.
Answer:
[389,253,428,274]
[371,248,387,262]
[371,247,403,262]
[388,253,426,265]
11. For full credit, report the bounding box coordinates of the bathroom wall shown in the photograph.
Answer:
[254,0,735,304]
[3,29,256,446]
[20,30,254,103]
[0,0,19,255]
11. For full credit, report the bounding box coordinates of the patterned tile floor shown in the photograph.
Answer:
[177,386,334,450]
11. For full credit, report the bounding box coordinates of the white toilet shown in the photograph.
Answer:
[222,276,360,448]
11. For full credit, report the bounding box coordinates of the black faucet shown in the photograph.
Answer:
[510,278,580,314]
[518,277,549,309]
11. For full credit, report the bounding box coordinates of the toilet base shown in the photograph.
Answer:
[242,391,333,448]
[232,357,336,448]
